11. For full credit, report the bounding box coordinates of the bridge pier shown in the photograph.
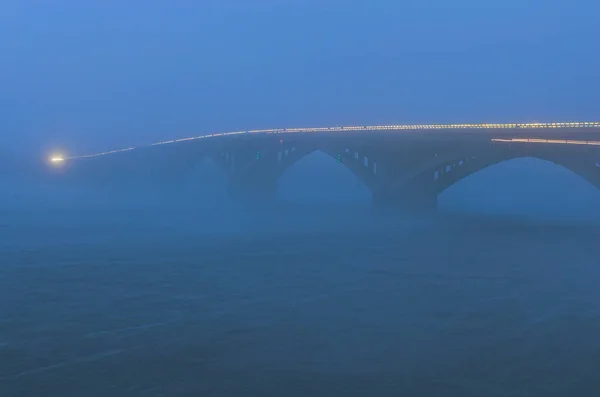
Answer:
[228,178,278,206]
[372,190,438,213]
[372,174,439,213]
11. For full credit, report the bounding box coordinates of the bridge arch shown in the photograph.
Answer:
[439,157,600,216]
[220,141,382,198]
[278,150,372,204]
[374,146,600,211]
[276,146,380,191]
[428,153,600,195]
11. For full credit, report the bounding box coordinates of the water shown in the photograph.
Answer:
[2,207,600,396]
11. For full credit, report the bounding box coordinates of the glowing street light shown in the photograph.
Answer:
[49,152,67,166]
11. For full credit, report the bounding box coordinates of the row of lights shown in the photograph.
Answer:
[492,138,600,145]
[50,121,600,164]
[275,122,600,133]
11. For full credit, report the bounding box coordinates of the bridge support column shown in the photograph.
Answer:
[372,190,438,213]
[372,177,439,212]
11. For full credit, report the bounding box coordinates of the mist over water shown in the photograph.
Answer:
[3,0,599,394]
[2,155,600,396]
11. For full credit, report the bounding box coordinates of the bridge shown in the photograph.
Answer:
[50,121,600,211]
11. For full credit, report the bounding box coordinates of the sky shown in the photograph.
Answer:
[1,0,599,156]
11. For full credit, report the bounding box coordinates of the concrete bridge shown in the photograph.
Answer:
[51,122,600,211]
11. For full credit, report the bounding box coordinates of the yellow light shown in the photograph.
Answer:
[49,152,67,166]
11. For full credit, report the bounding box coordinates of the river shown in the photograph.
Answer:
[1,206,600,396]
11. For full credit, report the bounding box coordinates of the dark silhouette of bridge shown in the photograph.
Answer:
[52,125,600,211]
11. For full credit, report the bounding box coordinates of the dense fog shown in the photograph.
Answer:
[2,149,599,222]
[3,152,600,396]
[2,1,600,395]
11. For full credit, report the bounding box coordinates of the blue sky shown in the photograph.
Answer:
[1,0,598,155]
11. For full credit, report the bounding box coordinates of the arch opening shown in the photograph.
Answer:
[278,150,371,207]
[438,157,600,221]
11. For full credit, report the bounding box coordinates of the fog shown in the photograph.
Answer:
[2,1,599,153]
[2,153,600,242]
[3,156,600,396]
[2,1,600,395]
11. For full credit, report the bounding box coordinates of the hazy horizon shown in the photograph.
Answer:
[2,0,599,156]
[2,2,600,396]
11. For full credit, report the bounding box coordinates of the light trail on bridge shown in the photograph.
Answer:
[492,138,600,146]
[52,121,600,164]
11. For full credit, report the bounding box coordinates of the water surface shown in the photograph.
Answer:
[2,208,600,396]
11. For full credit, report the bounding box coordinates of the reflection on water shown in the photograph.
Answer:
[1,207,600,396]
